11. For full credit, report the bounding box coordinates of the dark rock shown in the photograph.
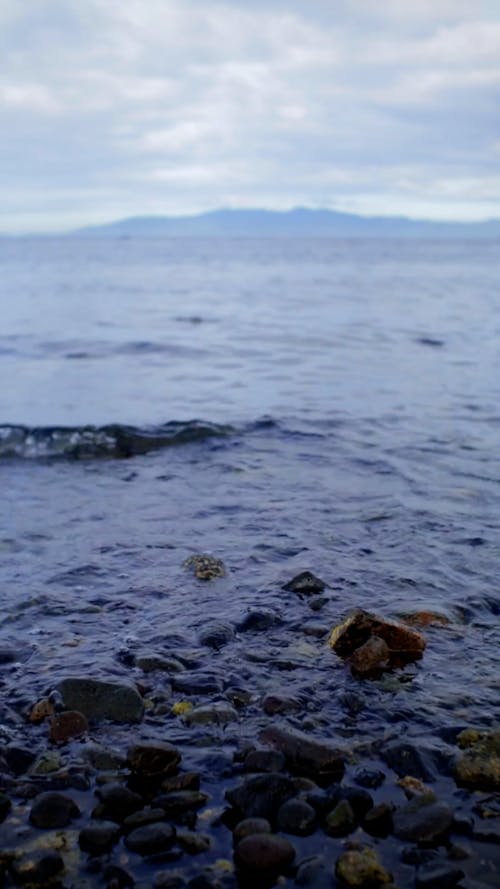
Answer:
[153,791,209,819]
[308,596,329,611]
[9,850,64,885]
[233,817,272,842]
[259,725,344,783]
[183,554,226,581]
[393,796,453,843]
[49,710,89,743]
[102,864,135,888]
[0,791,12,822]
[79,821,120,854]
[353,767,386,789]
[329,608,425,665]
[125,823,176,856]
[226,773,297,821]
[127,742,181,779]
[337,786,374,819]
[324,799,356,836]
[122,808,167,833]
[30,791,80,828]
[235,833,296,872]
[0,646,19,665]
[262,693,302,715]
[135,653,185,673]
[416,861,464,889]
[382,741,438,781]
[185,702,237,726]
[244,749,285,773]
[199,622,234,650]
[96,783,144,821]
[362,802,394,837]
[56,677,144,722]
[282,571,326,595]
[236,610,282,633]
[161,772,200,793]
[454,729,500,791]
[172,673,223,695]
[400,848,441,866]
[338,690,366,715]
[334,846,392,887]
[177,830,211,854]
[348,635,390,674]
[3,745,37,776]
[277,798,317,835]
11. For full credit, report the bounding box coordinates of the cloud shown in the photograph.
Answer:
[0,0,499,230]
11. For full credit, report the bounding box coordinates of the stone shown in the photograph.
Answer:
[393,796,453,843]
[397,776,434,799]
[325,799,357,836]
[236,610,282,633]
[96,783,144,821]
[30,791,80,828]
[9,850,64,885]
[398,610,452,628]
[135,653,185,673]
[31,752,62,775]
[3,745,37,776]
[282,571,326,595]
[153,791,209,819]
[233,817,272,842]
[81,742,125,771]
[55,677,143,723]
[49,710,89,743]
[123,808,168,833]
[172,673,223,695]
[199,622,235,650]
[125,822,176,855]
[362,803,394,837]
[177,830,211,854]
[454,729,500,791]
[103,864,135,888]
[382,741,438,782]
[415,861,464,889]
[127,742,181,779]
[259,725,345,783]
[161,772,200,793]
[353,767,386,789]
[334,846,392,887]
[348,635,390,674]
[235,833,295,872]
[262,693,302,715]
[79,821,120,854]
[183,554,226,581]
[226,773,297,821]
[244,749,285,773]
[329,608,426,663]
[276,798,317,836]
[30,698,55,723]
[185,702,238,726]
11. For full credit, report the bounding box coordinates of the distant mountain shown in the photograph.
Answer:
[74,207,500,238]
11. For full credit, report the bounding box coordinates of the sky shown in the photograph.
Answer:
[1,0,500,232]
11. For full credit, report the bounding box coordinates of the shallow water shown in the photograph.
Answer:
[1,236,500,886]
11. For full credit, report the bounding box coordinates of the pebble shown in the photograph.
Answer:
[49,709,89,743]
[153,790,209,818]
[334,846,392,887]
[56,677,144,723]
[185,702,238,726]
[393,796,453,843]
[127,742,181,779]
[123,808,168,833]
[135,652,185,673]
[79,820,121,854]
[235,833,296,872]
[29,790,80,828]
[277,797,317,835]
[125,822,176,855]
[233,817,272,842]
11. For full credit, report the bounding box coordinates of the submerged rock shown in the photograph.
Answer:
[183,554,226,581]
[185,702,238,726]
[393,795,453,843]
[55,677,143,722]
[226,773,297,821]
[329,608,426,672]
[454,728,500,791]
[348,635,390,674]
[199,621,235,650]
[259,725,345,783]
[335,846,392,887]
[235,833,296,872]
[282,571,326,595]
[29,791,80,828]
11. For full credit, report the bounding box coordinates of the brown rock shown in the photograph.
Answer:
[30,698,55,724]
[49,711,89,743]
[398,610,451,628]
[329,609,426,660]
[348,636,390,674]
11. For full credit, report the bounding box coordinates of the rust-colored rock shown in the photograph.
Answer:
[49,710,89,743]
[329,609,426,659]
[398,610,451,628]
[30,698,55,723]
[348,635,390,674]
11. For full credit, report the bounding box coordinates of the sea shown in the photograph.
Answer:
[1,235,499,884]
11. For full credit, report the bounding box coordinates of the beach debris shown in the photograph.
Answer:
[183,554,226,580]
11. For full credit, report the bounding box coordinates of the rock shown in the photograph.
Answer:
[185,702,238,726]
[329,608,426,666]
[276,798,317,835]
[226,773,297,821]
[0,791,11,822]
[3,745,37,776]
[398,611,452,628]
[30,791,80,828]
[79,821,120,854]
[31,752,62,775]
[80,741,125,771]
[236,610,282,633]
[353,767,386,789]
[183,554,226,581]
[382,740,439,781]
[348,636,390,674]
[262,693,302,715]
[123,808,168,833]
[55,677,143,723]
[127,742,181,779]
[177,830,211,854]
[295,855,328,887]
[282,571,326,595]
[172,673,223,695]
[454,729,500,791]
[125,822,176,855]
[161,772,200,793]
[397,776,434,799]
[9,850,64,885]
[153,791,209,819]
[259,725,345,783]
[244,749,285,773]
[415,861,464,889]
[334,846,392,887]
[362,803,394,837]
[135,652,185,673]
[49,710,89,743]
[235,833,296,872]
[325,799,356,836]
[393,796,453,843]
[96,783,144,821]
[199,622,235,649]
[103,864,135,888]
[233,817,272,842]
[30,698,55,723]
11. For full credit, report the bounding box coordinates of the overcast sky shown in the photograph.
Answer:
[1,0,499,232]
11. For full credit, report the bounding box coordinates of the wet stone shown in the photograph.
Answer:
[185,702,238,726]
[172,673,223,695]
[96,783,144,821]
[454,729,500,791]
[199,621,235,650]
[236,610,282,633]
[393,796,453,843]
[177,830,211,854]
[161,772,201,793]
[30,791,80,828]
[329,608,426,663]
[382,740,439,782]
[102,864,135,888]
[56,677,144,723]
[79,821,121,855]
[226,773,297,821]
[153,790,209,819]
[183,554,226,581]
[0,791,12,822]
[325,799,357,836]
[415,861,465,889]
[262,693,302,715]
[260,725,345,783]
[244,749,286,773]
[277,797,317,835]
[233,817,272,842]
[49,710,89,743]
[135,653,185,673]
[123,808,168,833]
[127,742,181,779]
[235,833,296,872]
[3,745,37,776]
[282,571,326,595]
[362,803,394,837]
[80,741,125,771]
[125,822,176,856]
[9,850,64,886]
[335,846,392,887]
[353,767,386,789]
[348,635,390,674]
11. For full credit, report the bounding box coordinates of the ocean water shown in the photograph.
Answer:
[1,236,500,883]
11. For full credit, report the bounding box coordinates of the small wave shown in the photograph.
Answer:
[0,420,234,460]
